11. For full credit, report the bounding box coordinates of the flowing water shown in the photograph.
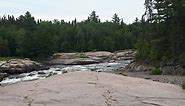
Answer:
[0,60,131,86]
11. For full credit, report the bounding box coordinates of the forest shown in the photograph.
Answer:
[0,11,138,57]
[0,0,185,67]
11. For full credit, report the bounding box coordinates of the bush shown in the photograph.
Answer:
[179,53,185,68]
[151,67,162,75]
[182,82,185,90]
[77,53,88,58]
[0,57,20,61]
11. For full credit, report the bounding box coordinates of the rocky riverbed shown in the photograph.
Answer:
[0,50,134,86]
[0,60,131,86]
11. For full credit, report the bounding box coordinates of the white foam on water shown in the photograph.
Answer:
[0,75,40,85]
[0,60,131,85]
[0,67,62,85]
[62,65,90,72]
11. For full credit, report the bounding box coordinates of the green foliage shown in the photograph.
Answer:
[151,68,162,75]
[178,53,185,68]
[0,37,10,56]
[0,11,138,58]
[136,0,185,67]
[1,2,184,65]
[76,53,88,58]
[88,11,100,23]
[0,57,20,61]
[112,13,120,24]
[182,82,185,90]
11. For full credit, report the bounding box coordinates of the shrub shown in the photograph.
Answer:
[77,53,88,58]
[182,82,185,90]
[0,57,19,61]
[151,67,162,75]
[179,53,185,68]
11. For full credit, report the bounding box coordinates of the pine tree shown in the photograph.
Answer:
[112,13,120,24]
[89,11,99,23]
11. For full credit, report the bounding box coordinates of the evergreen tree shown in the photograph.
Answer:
[112,13,120,24]
[88,11,99,23]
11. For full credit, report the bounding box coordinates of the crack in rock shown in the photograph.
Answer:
[23,89,37,106]
[102,89,118,106]
[94,73,118,106]
[24,96,34,106]
[142,101,163,106]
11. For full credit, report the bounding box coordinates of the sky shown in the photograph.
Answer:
[0,0,145,24]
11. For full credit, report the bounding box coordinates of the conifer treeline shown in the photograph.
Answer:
[0,0,184,67]
[137,0,185,67]
[0,11,139,58]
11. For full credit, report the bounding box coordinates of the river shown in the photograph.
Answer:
[0,60,131,86]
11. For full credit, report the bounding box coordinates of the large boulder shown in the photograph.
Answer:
[47,51,135,65]
[0,59,45,74]
[48,52,113,65]
[52,53,78,59]
[85,51,113,59]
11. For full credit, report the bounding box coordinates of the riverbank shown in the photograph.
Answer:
[115,71,185,86]
[114,62,185,86]
[0,71,184,106]
[0,50,185,87]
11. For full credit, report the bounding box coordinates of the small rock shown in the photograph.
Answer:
[28,73,35,76]
[55,69,61,71]
[144,77,151,80]
[38,72,46,75]
[62,70,68,74]
[121,73,128,76]
[0,73,9,81]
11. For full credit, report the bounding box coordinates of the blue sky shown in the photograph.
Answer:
[0,0,145,23]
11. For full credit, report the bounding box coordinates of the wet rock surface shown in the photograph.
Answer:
[0,71,184,106]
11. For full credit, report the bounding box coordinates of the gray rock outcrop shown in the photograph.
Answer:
[0,59,45,74]
[0,71,184,106]
[161,65,185,75]
[124,62,155,72]
[47,50,135,65]
[48,51,114,65]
